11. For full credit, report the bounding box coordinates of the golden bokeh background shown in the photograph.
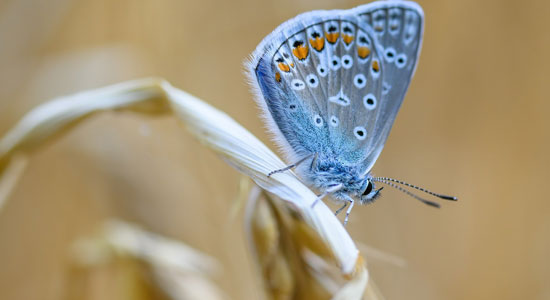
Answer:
[0,0,549,299]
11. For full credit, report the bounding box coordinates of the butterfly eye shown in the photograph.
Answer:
[362,181,373,196]
[341,55,353,69]
[354,74,367,89]
[395,54,407,68]
[353,126,367,140]
[363,94,377,110]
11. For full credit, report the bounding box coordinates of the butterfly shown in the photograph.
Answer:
[247,0,456,224]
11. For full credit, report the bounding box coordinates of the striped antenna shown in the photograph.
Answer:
[372,179,441,208]
[372,177,457,201]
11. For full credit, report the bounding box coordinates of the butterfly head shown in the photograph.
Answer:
[359,179,383,204]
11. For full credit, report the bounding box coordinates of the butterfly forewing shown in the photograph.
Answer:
[248,1,423,175]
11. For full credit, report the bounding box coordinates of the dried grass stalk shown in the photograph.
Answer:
[70,220,226,300]
[246,187,368,300]
[0,78,373,298]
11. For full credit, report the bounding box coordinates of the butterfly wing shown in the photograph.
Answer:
[246,9,384,163]
[352,1,424,172]
[247,1,423,174]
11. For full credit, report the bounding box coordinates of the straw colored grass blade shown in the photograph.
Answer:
[0,78,373,297]
[70,220,226,300]
[0,155,27,211]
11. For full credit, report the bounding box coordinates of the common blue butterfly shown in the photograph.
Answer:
[247,0,456,224]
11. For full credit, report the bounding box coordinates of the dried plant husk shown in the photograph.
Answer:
[68,220,226,300]
[246,187,369,300]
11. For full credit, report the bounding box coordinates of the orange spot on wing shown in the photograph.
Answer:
[278,63,290,72]
[372,60,380,72]
[275,72,281,82]
[292,45,309,60]
[374,25,383,32]
[357,46,371,59]
[325,32,339,44]
[290,63,294,68]
[309,37,325,51]
[343,34,354,45]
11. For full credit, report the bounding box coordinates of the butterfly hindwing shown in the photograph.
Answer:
[353,1,424,171]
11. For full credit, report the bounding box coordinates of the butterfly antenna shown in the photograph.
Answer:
[372,177,457,201]
[372,179,441,208]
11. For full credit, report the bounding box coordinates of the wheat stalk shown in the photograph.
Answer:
[0,78,374,299]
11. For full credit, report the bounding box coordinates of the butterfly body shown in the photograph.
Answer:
[247,1,425,216]
[295,152,376,204]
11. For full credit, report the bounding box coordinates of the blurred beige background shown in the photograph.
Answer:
[0,0,549,299]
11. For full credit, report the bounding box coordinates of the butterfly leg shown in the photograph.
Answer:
[340,194,355,226]
[311,183,343,208]
[334,202,348,216]
[309,153,319,171]
[267,153,314,177]
[344,199,355,225]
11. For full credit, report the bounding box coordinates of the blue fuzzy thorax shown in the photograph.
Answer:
[297,153,373,202]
